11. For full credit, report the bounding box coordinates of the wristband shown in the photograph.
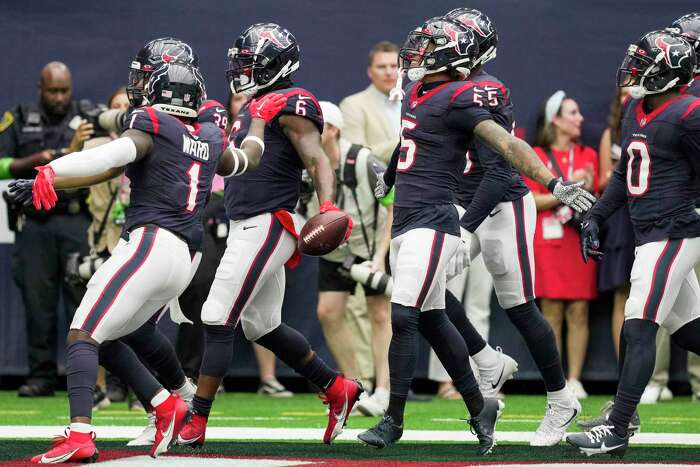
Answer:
[547,178,559,193]
[224,148,249,177]
[241,136,265,153]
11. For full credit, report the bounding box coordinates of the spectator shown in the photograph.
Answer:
[0,62,98,397]
[525,90,598,400]
[337,41,400,392]
[339,41,400,163]
[597,87,634,358]
[310,101,392,415]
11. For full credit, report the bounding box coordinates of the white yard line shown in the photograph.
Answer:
[1,426,699,446]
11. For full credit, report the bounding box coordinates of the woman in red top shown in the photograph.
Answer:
[524,90,598,400]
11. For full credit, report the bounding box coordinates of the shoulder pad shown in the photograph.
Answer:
[126,106,161,135]
[197,100,228,130]
[279,88,324,131]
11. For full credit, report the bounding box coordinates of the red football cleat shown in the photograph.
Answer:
[177,413,207,448]
[319,376,363,444]
[31,429,98,464]
[151,393,190,458]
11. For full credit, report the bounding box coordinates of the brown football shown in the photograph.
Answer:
[298,210,349,256]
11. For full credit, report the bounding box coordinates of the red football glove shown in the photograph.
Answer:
[249,93,288,124]
[33,165,58,211]
[320,200,353,242]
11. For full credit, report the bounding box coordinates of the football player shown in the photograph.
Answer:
[444,8,582,446]
[10,62,286,463]
[176,23,361,448]
[568,29,700,457]
[673,13,700,96]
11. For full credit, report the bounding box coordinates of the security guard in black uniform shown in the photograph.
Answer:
[0,62,97,397]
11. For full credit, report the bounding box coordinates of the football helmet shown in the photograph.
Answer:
[128,37,199,106]
[616,29,696,98]
[227,23,300,96]
[669,13,700,73]
[445,8,498,68]
[146,62,205,118]
[399,17,479,82]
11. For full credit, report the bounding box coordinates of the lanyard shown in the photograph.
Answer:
[546,146,575,180]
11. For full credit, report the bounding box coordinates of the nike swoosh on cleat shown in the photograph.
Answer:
[599,441,625,452]
[334,394,349,422]
[41,448,80,463]
[155,413,176,454]
[559,408,579,428]
[178,434,202,444]
[490,366,506,389]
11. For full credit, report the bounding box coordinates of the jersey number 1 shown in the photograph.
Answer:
[186,162,201,212]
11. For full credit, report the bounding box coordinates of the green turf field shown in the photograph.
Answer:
[0,391,698,433]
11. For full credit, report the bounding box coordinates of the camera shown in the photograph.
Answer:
[65,252,108,286]
[81,104,110,138]
[340,256,393,297]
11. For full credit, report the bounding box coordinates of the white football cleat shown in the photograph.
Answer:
[478,347,518,399]
[568,379,588,400]
[530,396,582,446]
[356,387,390,416]
[127,412,156,446]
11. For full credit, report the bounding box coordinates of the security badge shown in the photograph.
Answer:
[0,111,13,133]
[21,111,42,133]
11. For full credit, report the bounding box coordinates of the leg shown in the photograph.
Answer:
[565,300,589,382]
[464,253,494,339]
[316,291,358,377]
[541,299,565,353]
[366,293,391,391]
[253,343,276,382]
[15,218,61,393]
[612,286,629,356]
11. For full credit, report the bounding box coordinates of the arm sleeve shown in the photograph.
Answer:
[383,143,400,188]
[460,146,515,232]
[365,153,387,190]
[49,137,137,177]
[588,150,628,223]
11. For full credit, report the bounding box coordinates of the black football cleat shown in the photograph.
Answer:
[468,398,503,455]
[576,400,640,435]
[567,424,629,458]
[357,415,403,448]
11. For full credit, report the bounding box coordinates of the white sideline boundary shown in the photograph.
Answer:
[0,426,699,446]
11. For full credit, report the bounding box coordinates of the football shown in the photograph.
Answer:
[298,210,349,256]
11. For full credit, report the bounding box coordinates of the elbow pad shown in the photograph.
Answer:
[49,137,137,177]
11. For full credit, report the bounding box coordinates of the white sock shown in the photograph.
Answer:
[150,389,170,409]
[472,345,500,369]
[175,379,196,402]
[70,422,92,434]
[373,386,390,400]
[547,386,572,404]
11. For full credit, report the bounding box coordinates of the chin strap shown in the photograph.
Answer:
[389,68,405,102]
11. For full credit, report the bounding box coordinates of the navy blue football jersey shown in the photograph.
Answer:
[197,100,229,130]
[452,71,529,232]
[123,106,227,250]
[225,87,323,220]
[392,79,494,237]
[594,95,700,244]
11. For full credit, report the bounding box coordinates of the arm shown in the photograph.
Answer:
[54,167,124,190]
[598,128,614,191]
[216,118,266,176]
[474,119,556,188]
[280,114,335,203]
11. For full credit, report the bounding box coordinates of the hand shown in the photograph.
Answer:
[374,173,388,199]
[548,178,596,213]
[370,253,386,273]
[319,200,353,241]
[32,165,58,210]
[580,219,604,263]
[7,179,35,206]
[249,93,288,124]
[446,227,471,280]
[68,120,94,153]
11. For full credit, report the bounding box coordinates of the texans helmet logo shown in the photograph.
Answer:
[443,23,475,56]
[456,15,491,37]
[654,36,691,68]
[257,28,291,49]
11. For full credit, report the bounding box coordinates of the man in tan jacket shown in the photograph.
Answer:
[339,41,400,163]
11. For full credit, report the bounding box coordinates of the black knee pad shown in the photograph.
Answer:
[505,301,552,340]
[392,303,420,335]
[623,318,659,348]
[671,317,700,353]
[200,325,235,377]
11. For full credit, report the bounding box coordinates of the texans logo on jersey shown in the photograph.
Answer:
[443,23,477,56]
[655,36,693,69]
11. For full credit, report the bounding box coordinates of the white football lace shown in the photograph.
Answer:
[585,425,614,443]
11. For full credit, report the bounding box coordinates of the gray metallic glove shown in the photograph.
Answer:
[548,178,596,213]
[374,173,389,199]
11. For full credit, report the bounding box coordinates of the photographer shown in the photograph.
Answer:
[0,62,98,397]
[309,101,392,416]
